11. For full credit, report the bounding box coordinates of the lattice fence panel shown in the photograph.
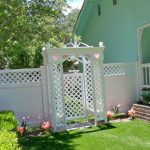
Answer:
[104,63,136,77]
[92,59,104,120]
[64,73,85,120]
[104,64,127,76]
[0,69,41,84]
[51,64,65,127]
[83,60,94,113]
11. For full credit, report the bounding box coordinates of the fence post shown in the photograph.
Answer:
[136,62,142,101]
[40,66,50,121]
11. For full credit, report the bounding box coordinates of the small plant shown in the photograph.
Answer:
[17,127,24,136]
[41,121,51,131]
[18,116,30,136]
[110,104,121,114]
[107,111,113,122]
[128,109,135,120]
[139,93,150,105]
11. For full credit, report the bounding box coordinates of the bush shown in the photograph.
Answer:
[0,111,20,150]
[139,94,150,105]
[0,111,18,131]
[0,130,20,150]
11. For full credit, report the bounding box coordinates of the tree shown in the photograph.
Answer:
[60,8,80,43]
[0,0,68,69]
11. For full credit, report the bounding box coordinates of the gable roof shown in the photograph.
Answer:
[73,0,96,35]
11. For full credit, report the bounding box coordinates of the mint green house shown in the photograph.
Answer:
[74,0,150,113]
[74,0,150,64]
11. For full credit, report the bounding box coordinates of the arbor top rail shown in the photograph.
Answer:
[44,47,105,55]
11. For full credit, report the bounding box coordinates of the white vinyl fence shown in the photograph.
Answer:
[0,67,49,125]
[104,63,138,112]
[0,63,139,124]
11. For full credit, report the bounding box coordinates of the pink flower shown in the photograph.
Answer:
[128,109,135,116]
[107,111,113,118]
[42,122,51,130]
[18,127,24,136]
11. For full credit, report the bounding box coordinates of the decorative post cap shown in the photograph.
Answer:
[73,35,78,48]
[46,43,51,48]
[42,47,46,51]
[99,42,104,47]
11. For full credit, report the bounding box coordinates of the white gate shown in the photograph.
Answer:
[64,73,86,120]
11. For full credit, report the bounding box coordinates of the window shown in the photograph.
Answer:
[98,4,101,16]
[113,0,117,6]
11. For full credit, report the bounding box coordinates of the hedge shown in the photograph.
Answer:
[0,111,20,150]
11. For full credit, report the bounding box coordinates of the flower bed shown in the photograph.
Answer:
[132,104,150,121]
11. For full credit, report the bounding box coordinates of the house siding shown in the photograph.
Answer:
[77,0,150,63]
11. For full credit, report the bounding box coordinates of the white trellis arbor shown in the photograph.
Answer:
[43,39,107,132]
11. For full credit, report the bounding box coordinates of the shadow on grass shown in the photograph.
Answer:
[97,123,116,130]
[19,124,116,150]
[19,131,80,150]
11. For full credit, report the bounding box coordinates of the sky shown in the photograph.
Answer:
[66,0,84,14]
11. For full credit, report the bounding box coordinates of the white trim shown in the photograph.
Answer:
[46,47,105,55]
[141,85,150,88]
[0,68,41,73]
[137,23,150,30]
[137,23,150,64]
[73,0,88,34]
[141,63,150,67]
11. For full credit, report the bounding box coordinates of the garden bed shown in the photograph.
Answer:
[132,104,150,121]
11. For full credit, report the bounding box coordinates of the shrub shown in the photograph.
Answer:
[139,94,150,105]
[0,111,20,150]
[0,130,20,150]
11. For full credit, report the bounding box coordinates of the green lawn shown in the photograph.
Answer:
[19,120,150,150]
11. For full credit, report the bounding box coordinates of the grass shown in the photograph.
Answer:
[19,119,150,150]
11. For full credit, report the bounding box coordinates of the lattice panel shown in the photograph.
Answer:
[92,59,104,120]
[0,69,41,84]
[104,64,127,76]
[83,60,94,113]
[51,64,65,127]
[64,73,85,120]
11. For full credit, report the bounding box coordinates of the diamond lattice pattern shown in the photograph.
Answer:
[84,60,94,113]
[104,64,127,76]
[52,64,65,126]
[0,69,41,84]
[64,73,85,120]
[92,59,104,120]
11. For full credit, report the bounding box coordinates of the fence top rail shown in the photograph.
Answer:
[104,62,137,67]
[0,68,41,73]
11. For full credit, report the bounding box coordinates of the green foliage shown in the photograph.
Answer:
[61,8,80,42]
[0,110,18,131]
[0,111,20,149]
[0,0,70,69]
[63,60,74,72]
[0,130,20,150]
[140,93,150,105]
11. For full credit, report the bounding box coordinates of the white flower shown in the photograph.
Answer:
[117,104,121,107]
